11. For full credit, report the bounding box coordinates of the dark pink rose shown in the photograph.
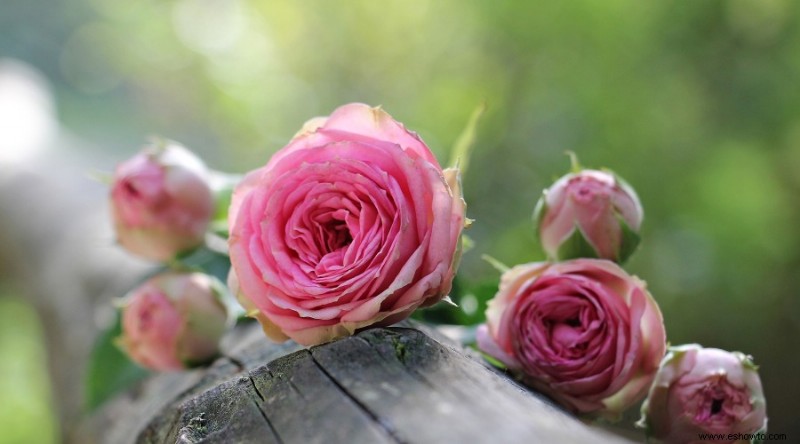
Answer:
[535,169,643,263]
[228,103,466,346]
[638,344,767,444]
[110,141,214,261]
[118,272,229,371]
[477,259,666,418]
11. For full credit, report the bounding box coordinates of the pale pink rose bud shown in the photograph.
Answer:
[534,168,643,263]
[110,140,214,261]
[476,259,666,419]
[228,103,466,346]
[637,344,767,444]
[117,272,229,371]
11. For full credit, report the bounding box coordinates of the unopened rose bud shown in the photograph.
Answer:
[110,140,214,261]
[534,168,643,263]
[117,272,229,371]
[637,344,767,444]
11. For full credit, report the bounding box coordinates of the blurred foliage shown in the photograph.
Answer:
[3,0,800,439]
[0,293,57,444]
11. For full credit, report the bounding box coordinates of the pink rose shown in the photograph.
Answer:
[477,259,666,418]
[117,272,229,371]
[535,169,643,263]
[637,344,767,444]
[228,103,466,346]
[110,141,214,261]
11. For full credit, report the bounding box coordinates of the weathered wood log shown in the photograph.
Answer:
[77,321,631,444]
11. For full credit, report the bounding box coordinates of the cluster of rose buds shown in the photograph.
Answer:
[477,161,767,440]
[109,140,229,371]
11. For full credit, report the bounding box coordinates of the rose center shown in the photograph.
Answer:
[322,220,353,253]
[710,398,723,415]
[691,377,752,424]
[124,181,140,198]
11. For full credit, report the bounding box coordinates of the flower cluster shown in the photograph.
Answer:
[477,163,767,440]
[109,140,229,371]
[105,104,766,443]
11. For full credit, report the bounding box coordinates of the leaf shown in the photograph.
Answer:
[174,246,232,284]
[208,171,242,236]
[448,102,486,177]
[85,311,149,411]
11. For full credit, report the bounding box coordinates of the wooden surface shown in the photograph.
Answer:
[78,322,631,444]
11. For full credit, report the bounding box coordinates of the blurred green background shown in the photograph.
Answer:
[2,0,799,442]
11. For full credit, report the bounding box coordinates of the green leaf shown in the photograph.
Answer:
[85,311,149,411]
[208,171,242,237]
[174,246,232,284]
[555,227,599,261]
[448,102,486,177]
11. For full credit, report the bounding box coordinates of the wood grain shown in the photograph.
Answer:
[79,322,631,444]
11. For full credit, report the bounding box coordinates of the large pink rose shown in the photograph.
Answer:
[477,259,666,418]
[117,272,229,371]
[637,344,767,444]
[110,141,214,261]
[228,103,466,346]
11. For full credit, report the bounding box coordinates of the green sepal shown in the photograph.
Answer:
[736,351,760,371]
[555,226,599,261]
[616,214,641,264]
[448,102,486,177]
[532,193,547,233]
[461,234,475,254]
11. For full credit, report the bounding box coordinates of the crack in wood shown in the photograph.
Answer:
[308,351,406,444]
[243,374,284,444]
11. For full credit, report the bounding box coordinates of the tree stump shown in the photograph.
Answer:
[77,322,631,444]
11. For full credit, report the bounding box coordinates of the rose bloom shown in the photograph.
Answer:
[638,344,767,444]
[228,103,466,346]
[110,140,214,261]
[477,259,666,418]
[117,272,229,371]
[535,169,643,263]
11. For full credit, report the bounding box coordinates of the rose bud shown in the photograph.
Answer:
[637,344,767,444]
[110,140,214,261]
[476,259,666,419]
[228,103,466,346]
[117,272,230,371]
[534,168,643,263]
